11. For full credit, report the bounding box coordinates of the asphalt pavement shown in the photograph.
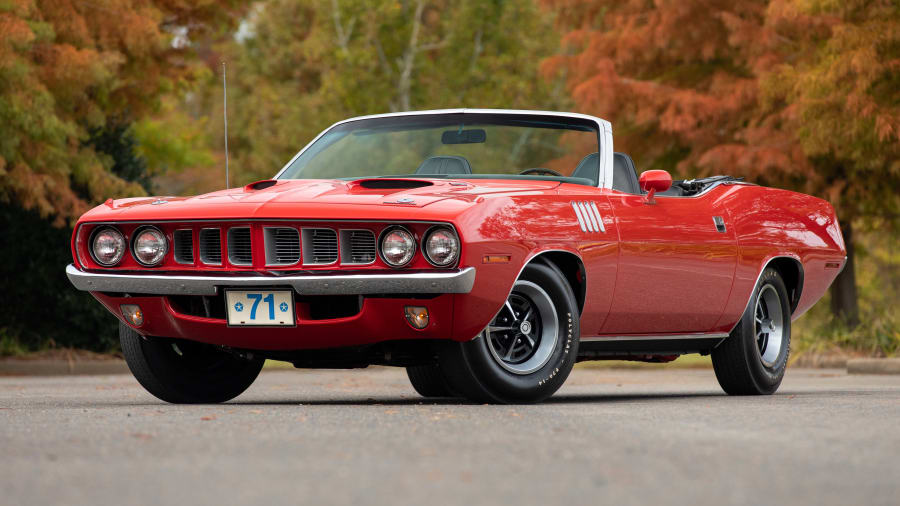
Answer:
[1,366,898,506]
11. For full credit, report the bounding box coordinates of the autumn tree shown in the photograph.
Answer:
[0,0,248,352]
[198,0,566,184]
[543,0,900,326]
[0,0,249,224]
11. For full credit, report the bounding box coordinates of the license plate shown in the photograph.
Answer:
[225,290,295,326]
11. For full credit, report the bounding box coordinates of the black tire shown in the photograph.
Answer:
[712,267,791,395]
[120,322,265,404]
[438,261,579,404]
[406,364,455,398]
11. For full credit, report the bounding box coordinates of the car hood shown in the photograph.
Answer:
[81,178,561,222]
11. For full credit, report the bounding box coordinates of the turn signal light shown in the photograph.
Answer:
[120,304,144,327]
[404,306,429,329]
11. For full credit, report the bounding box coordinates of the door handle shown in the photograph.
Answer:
[713,216,726,233]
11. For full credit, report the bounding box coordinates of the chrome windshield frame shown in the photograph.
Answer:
[272,109,615,189]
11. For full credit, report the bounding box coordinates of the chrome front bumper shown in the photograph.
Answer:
[66,264,476,296]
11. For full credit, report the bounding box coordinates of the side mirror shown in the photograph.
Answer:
[638,170,672,205]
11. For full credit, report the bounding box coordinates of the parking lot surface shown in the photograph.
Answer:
[1,367,898,506]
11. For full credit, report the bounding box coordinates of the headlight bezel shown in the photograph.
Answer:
[131,225,169,267]
[422,226,460,267]
[378,226,417,268]
[89,226,127,267]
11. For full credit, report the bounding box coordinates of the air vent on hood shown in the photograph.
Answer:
[245,179,278,191]
[357,179,434,190]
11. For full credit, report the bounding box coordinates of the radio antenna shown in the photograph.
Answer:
[222,61,230,189]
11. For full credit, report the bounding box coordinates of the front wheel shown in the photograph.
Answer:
[438,261,579,403]
[712,267,791,395]
[120,322,264,403]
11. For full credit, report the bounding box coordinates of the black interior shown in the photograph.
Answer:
[612,153,641,194]
[611,152,687,196]
[415,156,473,175]
[571,152,600,185]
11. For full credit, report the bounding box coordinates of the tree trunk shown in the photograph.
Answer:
[830,220,860,327]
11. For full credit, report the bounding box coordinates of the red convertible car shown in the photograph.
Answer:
[66,109,846,403]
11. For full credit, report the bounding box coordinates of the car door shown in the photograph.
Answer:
[600,190,738,334]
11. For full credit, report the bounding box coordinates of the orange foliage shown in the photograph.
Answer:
[0,0,248,224]
[542,0,900,226]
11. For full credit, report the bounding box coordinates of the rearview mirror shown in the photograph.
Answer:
[441,129,486,144]
[638,170,672,205]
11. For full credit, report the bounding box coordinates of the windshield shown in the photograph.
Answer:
[278,113,601,185]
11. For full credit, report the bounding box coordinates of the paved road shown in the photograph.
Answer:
[1,367,898,506]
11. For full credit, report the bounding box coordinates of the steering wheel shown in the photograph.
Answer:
[519,168,563,177]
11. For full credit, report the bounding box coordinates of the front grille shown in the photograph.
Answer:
[264,227,300,265]
[199,228,222,265]
[340,230,376,265]
[227,227,252,266]
[173,229,193,264]
[302,228,338,264]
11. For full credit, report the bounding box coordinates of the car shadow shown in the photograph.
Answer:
[68,388,860,408]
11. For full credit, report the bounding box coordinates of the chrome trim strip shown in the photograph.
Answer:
[571,202,587,232]
[65,264,476,296]
[589,201,606,233]
[579,202,597,232]
[272,109,614,189]
[584,202,603,232]
[580,332,729,342]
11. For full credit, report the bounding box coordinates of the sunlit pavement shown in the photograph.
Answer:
[1,367,898,506]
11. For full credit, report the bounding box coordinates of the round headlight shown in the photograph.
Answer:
[132,227,168,266]
[91,227,126,266]
[424,228,459,266]
[380,228,415,267]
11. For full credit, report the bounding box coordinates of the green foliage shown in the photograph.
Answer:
[87,121,153,193]
[132,100,216,178]
[793,228,900,357]
[0,0,251,223]
[214,0,566,183]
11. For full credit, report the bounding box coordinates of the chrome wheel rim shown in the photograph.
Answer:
[485,280,558,375]
[755,284,784,367]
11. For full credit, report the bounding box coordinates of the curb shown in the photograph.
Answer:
[0,359,129,376]
[846,358,900,375]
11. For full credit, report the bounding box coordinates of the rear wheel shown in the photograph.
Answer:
[438,262,579,403]
[406,364,455,398]
[120,322,264,403]
[712,267,791,395]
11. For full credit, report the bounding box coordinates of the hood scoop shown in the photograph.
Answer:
[244,179,278,191]
[355,179,434,190]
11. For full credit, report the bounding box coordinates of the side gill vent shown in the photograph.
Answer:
[227,227,253,266]
[199,228,222,265]
[340,230,376,265]
[264,227,300,266]
[302,229,338,265]
[173,229,194,264]
[571,201,606,233]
